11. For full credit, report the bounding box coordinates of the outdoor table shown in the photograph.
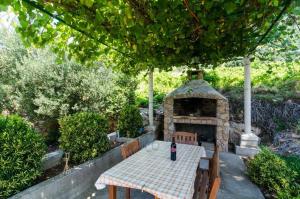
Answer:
[95,140,206,199]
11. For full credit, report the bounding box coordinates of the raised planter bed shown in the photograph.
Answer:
[10,132,155,199]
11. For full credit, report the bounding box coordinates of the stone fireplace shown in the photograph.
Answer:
[164,79,229,151]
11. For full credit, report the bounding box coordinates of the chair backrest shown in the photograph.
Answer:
[197,170,209,199]
[208,177,221,199]
[173,131,198,145]
[121,139,140,159]
[194,145,221,199]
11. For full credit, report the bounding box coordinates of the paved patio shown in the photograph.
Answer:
[79,151,264,199]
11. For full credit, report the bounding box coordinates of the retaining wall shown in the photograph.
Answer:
[11,132,155,199]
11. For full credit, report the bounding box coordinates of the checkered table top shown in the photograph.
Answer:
[95,140,206,199]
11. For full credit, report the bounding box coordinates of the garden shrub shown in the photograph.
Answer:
[59,112,110,164]
[118,105,143,138]
[247,147,300,198]
[0,115,46,198]
[281,155,300,183]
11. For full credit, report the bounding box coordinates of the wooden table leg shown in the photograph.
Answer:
[108,185,116,199]
[125,187,131,199]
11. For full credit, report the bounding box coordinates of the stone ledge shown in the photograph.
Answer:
[173,117,218,125]
[240,140,259,148]
[235,146,259,157]
[241,133,260,141]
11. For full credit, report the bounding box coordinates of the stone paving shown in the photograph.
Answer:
[217,152,264,199]
[78,151,264,199]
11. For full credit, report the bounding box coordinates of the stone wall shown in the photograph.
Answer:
[216,99,230,151]
[164,97,174,141]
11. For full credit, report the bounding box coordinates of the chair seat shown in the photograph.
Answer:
[199,158,210,171]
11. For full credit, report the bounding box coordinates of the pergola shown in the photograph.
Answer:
[1,0,295,155]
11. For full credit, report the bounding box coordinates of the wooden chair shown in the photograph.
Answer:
[121,139,140,159]
[172,131,198,145]
[194,170,209,199]
[208,145,220,185]
[208,177,221,199]
[120,139,141,199]
[194,145,221,199]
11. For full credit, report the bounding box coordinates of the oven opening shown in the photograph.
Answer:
[173,98,217,117]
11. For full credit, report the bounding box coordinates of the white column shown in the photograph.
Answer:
[148,69,154,129]
[236,57,260,156]
[244,57,251,134]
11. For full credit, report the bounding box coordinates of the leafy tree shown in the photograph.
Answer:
[14,49,129,120]
[254,14,300,63]
[0,30,27,112]
[1,0,298,72]
[0,30,136,142]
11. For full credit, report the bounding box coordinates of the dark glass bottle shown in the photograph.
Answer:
[171,137,176,161]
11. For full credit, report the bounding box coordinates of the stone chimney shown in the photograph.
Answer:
[187,70,204,81]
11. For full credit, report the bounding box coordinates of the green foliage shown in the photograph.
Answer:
[136,69,185,105]
[203,70,220,88]
[278,155,300,199]
[247,147,300,198]
[154,92,165,106]
[0,30,136,143]
[205,61,300,101]
[136,96,149,108]
[59,112,110,164]
[14,49,130,120]
[3,0,296,72]
[0,115,46,198]
[0,30,27,112]
[118,105,143,138]
[135,62,300,107]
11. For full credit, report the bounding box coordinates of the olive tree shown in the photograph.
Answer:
[0,31,136,142]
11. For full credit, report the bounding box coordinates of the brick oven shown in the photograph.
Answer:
[163,75,229,151]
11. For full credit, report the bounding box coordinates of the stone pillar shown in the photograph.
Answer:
[216,99,229,152]
[244,57,251,135]
[163,97,174,141]
[236,57,260,157]
[148,69,154,130]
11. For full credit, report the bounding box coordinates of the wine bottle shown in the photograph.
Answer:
[171,137,176,161]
